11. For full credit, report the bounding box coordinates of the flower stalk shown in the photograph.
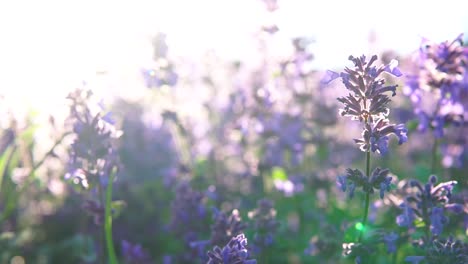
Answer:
[105,171,118,264]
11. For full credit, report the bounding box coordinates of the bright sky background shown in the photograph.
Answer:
[0,0,467,114]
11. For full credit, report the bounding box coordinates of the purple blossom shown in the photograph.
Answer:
[322,54,407,155]
[396,175,461,237]
[406,237,468,264]
[354,118,408,155]
[170,181,209,247]
[121,240,153,264]
[207,234,257,264]
[337,167,393,199]
[65,88,121,188]
[396,203,416,228]
[381,232,399,253]
[404,34,468,138]
[247,199,279,254]
[210,208,246,247]
[430,207,448,236]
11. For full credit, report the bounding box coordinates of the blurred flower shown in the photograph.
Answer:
[247,199,279,254]
[273,175,304,197]
[65,88,121,188]
[142,33,178,89]
[257,113,306,168]
[170,182,208,244]
[381,232,398,254]
[210,208,246,247]
[404,34,468,138]
[121,240,153,264]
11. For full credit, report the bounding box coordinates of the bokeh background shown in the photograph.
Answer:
[0,1,467,263]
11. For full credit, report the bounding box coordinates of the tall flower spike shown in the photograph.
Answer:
[65,88,121,187]
[322,55,407,154]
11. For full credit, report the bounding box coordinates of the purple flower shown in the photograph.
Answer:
[323,55,407,154]
[382,232,399,253]
[66,88,121,188]
[170,181,209,247]
[247,199,279,254]
[354,118,408,155]
[407,237,468,264]
[396,175,462,237]
[336,175,347,192]
[121,240,153,264]
[207,234,257,264]
[320,70,340,85]
[383,59,403,77]
[210,208,246,247]
[404,34,468,138]
[396,203,416,228]
[338,167,393,199]
[430,207,448,236]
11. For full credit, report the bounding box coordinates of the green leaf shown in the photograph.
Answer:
[111,200,127,219]
[271,167,288,181]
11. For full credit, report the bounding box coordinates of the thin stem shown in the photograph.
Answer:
[105,172,118,264]
[391,249,398,264]
[430,137,438,175]
[358,150,371,242]
[422,200,431,242]
[0,145,17,193]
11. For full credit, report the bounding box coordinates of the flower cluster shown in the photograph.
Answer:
[207,234,257,264]
[121,240,153,264]
[257,113,306,168]
[210,208,246,247]
[396,175,462,237]
[405,237,468,264]
[337,167,393,199]
[404,34,468,138]
[247,199,279,254]
[65,89,122,229]
[322,55,407,155]
[116,100,180,184]
[170,182,208,243]
[65,88,121,189]
[142,33,178,88]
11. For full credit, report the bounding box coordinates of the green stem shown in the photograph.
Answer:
[422,200,431,242]
[430,137,438,175]
[0,145,17,193]
[105,173,118,264]
[358,150,371,242]
[391,249,398,264]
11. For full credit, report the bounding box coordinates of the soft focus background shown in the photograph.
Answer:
[1,0,468,108]
[0,0,467,263]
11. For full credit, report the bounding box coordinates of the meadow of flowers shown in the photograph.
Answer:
[0,1,467,264]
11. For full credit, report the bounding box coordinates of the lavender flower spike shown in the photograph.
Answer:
[207,234,257,264]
